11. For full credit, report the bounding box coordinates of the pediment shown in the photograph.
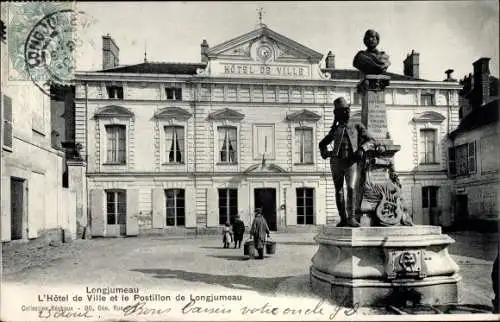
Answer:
[243,163,287,174]
[286,109,322,122]
[94,105,134,118]
[412,111,445,123]
[208,108,245,121]
[154,106,192,121]
[206,26,323,63]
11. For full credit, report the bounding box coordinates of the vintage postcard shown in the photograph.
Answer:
[1,1,499,321]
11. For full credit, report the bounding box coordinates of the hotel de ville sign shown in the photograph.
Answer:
[196,26,330,80]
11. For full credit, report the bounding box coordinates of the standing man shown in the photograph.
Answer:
[250,208,270,259]
[232,214,245,249]
[319,97,375,227]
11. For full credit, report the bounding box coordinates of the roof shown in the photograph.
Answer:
[449,99,499,138]
[98,63,433,82]
[323,68,430,82]
[98,62,207,75]
[206,25,324,62]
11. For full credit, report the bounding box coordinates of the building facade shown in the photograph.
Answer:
[0,14,76,242]
[448,58,499,229]
[71,25,461,236]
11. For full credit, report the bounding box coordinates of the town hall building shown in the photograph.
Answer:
[63,23,462,237]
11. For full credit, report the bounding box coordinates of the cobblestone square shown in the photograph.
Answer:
[2,231,498,320]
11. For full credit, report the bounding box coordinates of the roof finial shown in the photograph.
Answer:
[257,7,266,27]
[144,40,148,63]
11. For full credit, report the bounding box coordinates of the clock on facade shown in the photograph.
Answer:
[257,44,273,62]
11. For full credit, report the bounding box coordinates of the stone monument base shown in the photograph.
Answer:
[310,225,460,307]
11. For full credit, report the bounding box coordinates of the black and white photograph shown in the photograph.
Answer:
[1,1,499,320]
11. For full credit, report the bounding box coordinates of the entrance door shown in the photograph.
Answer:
[422,186,439,226]
[455,194,468,225]
[106,190,127,237]
[10,178,25,240]
[254,188,277,231]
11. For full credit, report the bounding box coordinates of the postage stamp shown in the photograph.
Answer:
[6,1,93,95]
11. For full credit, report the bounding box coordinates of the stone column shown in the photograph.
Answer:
[359,75,392,142]
[356,75,404,226]
[67,159,88,238]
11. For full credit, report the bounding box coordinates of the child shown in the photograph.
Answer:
[222,222,233,248]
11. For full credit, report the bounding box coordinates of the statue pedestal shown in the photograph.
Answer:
[310,225,460,307]
[355,74,411,226]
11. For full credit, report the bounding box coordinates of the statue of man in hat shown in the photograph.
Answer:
[319,97,375,227]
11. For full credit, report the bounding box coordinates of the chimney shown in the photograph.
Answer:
[325,51,335,69]
[444,69,456,82]
[403,50,420,79]
[102,34,119,70]
[201,39,209,63]
[472,57,490,106]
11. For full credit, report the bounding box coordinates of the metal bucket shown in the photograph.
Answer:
[266,240,276,254]
[243,240,255,256]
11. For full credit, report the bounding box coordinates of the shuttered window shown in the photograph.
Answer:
[448,147,456,176]
[3,95,13,149]
[218,126,237,163]
[164,126,184,163]
[106,86,124,99]
[296,188,314,225]
[295,127,313,164]
[106,125,126,164]
[165,189,185,226]
[454,142,476,176]
[165,87,182,100]
[422,186,439,209]
[218,188,238,225]
[419,129,437,164]
[421,94,435,106]
[106,190,126,225]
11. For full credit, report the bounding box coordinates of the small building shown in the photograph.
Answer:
[69,24,462,237]
[0,16,77,243]
[448,57,499,231]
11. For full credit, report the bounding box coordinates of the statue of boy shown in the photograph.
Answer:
[353,29,391,75]
[319,97,375,227]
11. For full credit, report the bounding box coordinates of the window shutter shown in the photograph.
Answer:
[294,129,301,163]
[468,142,476,174]
[448,147,456,177]
[90,189,105,236]
[151,188,165,228]
[440,185,452,226]
[3,95,12,148]
[315,186,326,225]
[237,185,250,227]
[126,189,139,236]
[28,173,45,239]
[184,187,196,228]
[286,187,297,226]
[411,184,423,225]
[206,188,219,227]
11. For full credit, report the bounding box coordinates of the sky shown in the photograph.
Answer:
[75,1,499,82]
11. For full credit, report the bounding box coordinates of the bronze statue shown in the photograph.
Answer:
[319,97,375,227]
[353,29,391,75]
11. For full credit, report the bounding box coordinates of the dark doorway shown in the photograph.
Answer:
[254,188,277,231]
[455,194,469,225]
[422,186,439,226]
[10,178,25,240]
